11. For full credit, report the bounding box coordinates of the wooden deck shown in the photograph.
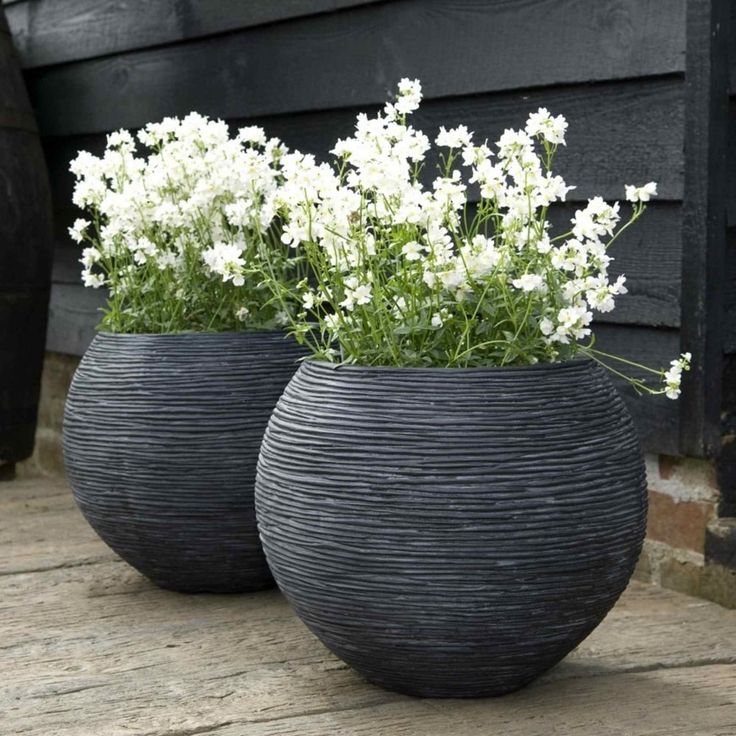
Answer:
[2,476,736,736]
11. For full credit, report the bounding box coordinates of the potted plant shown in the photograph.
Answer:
[63,114,304,593]
[254,81,690,695]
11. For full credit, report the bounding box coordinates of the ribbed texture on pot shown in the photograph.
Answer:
[64,331,304,593]
[256,359,647,697]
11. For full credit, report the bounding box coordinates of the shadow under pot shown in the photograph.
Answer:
[255,359,647,697]
[63,331,304,593]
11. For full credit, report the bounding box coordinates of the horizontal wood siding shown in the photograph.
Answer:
[7,0,690,454]
[3,0,386,68]
[22,0,686,136]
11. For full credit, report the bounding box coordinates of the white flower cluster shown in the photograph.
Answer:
[69,113,299,332]
[69,83,688,395]
[663,352,692,399]
[270,79,660,373]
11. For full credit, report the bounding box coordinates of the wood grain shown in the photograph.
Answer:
[44,283,105,356]
[22,0,687,136]
[678,0,730,457]
[5,0,385,68]
[0,477,114,575]
[593,324,682,455]
[2,477,736,735]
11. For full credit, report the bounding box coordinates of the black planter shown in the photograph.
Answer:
[63,331,304,593]
[255,359,647,697]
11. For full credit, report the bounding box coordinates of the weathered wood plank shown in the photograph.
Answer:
[5,0,386,69]
[259,77,685,203]
[2,477,736,734]
[726,99,736,228]
[22,0,687,136]
[0,478,113,575]
[729,0,736,94]
[678,0,730,457]
[209,665,736,736]
[0,16,35,132]
[45,283,104,356]
[593,325,682,456]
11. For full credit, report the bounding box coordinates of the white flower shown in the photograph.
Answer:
[535,234,552,254]
[80,247,101,268]
[525,108,568,145]
[395,78,422,115]
[82,271,106,288]
[401,241,424,261]
[324,313,341,332]
[106,129,135,150]
[339,278,372,310]
[433,171,466,211]
[543,305,592,344]
[512,273,546,292]
[431,309,449,328]
[156,251,177,270]
[131,236,158,265]
[237,126,267,146]
[302,290,317,309]
[352,283,372,305]
[460,235,499,279]
[470,159,506,200]
[496,129,534,160]
[539,317,555,336]
[236,306,250,322]
[461,143,492,167]
[663,352,692,399]
[69,218,90,243]
[435,125,473,149]
[625,182,658,203]
[571,198,620,240]
[202,241,246,285]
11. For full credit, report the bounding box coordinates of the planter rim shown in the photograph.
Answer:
[300,356,593,375]
[92,329,291,341]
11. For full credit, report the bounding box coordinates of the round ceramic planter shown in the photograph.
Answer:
[63,331,304,593]
[255,359,647,697]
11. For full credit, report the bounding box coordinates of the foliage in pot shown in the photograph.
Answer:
[254,81,690,693]
[63,115,304,592]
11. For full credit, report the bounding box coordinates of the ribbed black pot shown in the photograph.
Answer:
[63,331,304,593]
[255,359,647,697]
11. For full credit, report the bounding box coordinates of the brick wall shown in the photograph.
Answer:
[635,455,736,607]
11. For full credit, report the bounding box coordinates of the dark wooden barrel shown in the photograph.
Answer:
[0,9,53,465]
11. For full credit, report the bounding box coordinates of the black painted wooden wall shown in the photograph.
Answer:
[3,0,732,459]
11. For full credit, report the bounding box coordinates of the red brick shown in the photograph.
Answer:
[647,489,715,553]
